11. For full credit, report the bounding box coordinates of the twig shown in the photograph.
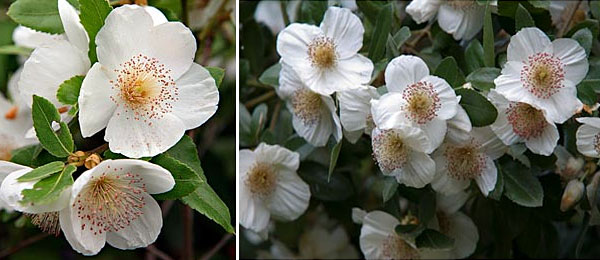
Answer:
[88,143,109,155]
[146,245,174,260]
[269,100,282,131]
[280,1,290,26]
[557,0,582,38]
[161,200,175,217]
[0,233,49,258]
[181,0,189,26]
[183,206,194,260]
[201,36,213,66]
[405,24,432,49]
[244,91,276,109]
[199,234,234,260]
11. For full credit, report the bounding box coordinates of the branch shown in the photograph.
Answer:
[557,0,582,38]
[183,206,194,260]
[244,91,276,109]
[199,234,234,260]
[146,245,174,260]
[0,233,49,258]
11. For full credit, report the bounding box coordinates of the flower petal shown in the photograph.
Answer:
[172,63,219,129]
[58,0,89,54]
[525,123,559,156]
[266,169,310,221]
[360,211,399,259]
[320,6,364,58]
[436,191,469,214]
[0,168,70,214]
[59,205,106,256]
[78,63,117,137]
[488,90,522,145]
[423,75,458,120]
[255,143,300,171]
[338,86,379,132]
[432,151,470,195]
[91,160,175,194]
[576,123,600,157]
[445,212,479,259]
[406,0,441,24]
[507,27,551,63]
[12,26,64,49]
[420,118,447,151]
[447,102,472,143]
[385,55,429,93]
[239,184,270,232]
[475,156,498,196]
[552,38,588,84]
[276,23,320,74]
[106,193,162,250]
[395,151,436,188]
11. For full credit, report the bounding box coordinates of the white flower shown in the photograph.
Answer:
[554,145,584,180]
[12,26,64,64]
[297,225,359,259]
[1,71,36,161]
[406,0,485,40]
[278,63,341,147]
[494,27,588,124]
[19,0,90,108]
[446,100,472,143]
[59,159,174,255]
[369,101,435,188]
[575,117,600,158]
[77,5,219,158]
[371,55,459,150]
[432,127,507,196]
[239,143,310,232]
[488,90,559,156]
[254,0,300,34]
[421,192,479,259]
[337,86,380,143]
[276,6,373,95]
[359,210,422,260]
[0,161,33,212]
[256,240,297,259]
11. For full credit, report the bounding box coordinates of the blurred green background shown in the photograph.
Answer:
[0,0,236,259]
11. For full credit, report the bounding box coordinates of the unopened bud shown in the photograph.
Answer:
[400,213,419,226]
[585,161,597,176]
[461,82,473,90]
[67,151,86,167]
[352,208,367,224]
[84,153,101,169]
[562,157,585,179]
[560,179,585,212]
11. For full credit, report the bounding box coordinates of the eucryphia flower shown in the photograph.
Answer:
[19,0,90,108]
[432,127,507,196]
[575,117,600,158]
[59,159,174,255]
[488,90,559,156]
[424,192,479,259]
[240,143,310,233]
[494,27,588,124]
[0,161,33,212]
[554,145,584,180]
[254,0,300,34]
[371,55,459,150]
[277,63,341,147]
[446,103,472,143]
[358,210,422,259]
[77,4,219,158]
[12,26,64,64]
[406,0,485,40]
[337,86,380,143]
[276,6,373,95]
[0,73,36,161]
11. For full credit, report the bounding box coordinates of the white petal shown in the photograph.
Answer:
[0,160,29,177]
[267,169,310,221]
[437,4,466,40]
[291,95,339,147]
[488,90,521,145]
[106,193,162,250]
[446,103,472,143]
[395,151,436,188]
[59,205,105,256]
[475,156,498,196]
[276,23,320,77]
[536,80,582,123]
[507,27,551,63]
[254,143,300,171]
[552,38,588,84]
[58,0,89,54]
[420,118,447,151]
[104,108,186,158]
[143,6,169,26]
[19,39,90,107]
[423,75,458,120]
[576,124,600,157]
[338,86,378,132]
[436,191,469,214]
[360,211,399,259]
[320,6,364,58]
[525,123,559,156]
[385,55,429,93]
[494,61,527,101]
[577,117,600,128]
[431,152,470,195]
[78,63,117,137]
[277,62,304,99]
[352,207,367,224]
[0,168,70,214]
[445,212,479,259]
[239,149,257,178]
[12,26,64,49]
[239,183,270,232]
[172,63,219,129]
[406,0,441,24]
[307,54,371,95]
[89,160,175,194]
[472,127,508,160]
[370,92,405,129]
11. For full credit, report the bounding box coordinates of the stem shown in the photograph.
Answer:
[182,205,194,260]
[269,101,282,131]
[575,212,590,258]
[88,143,109,155]
[244,91,275,109]
[0,233,49,258]
[199,234,234,260]
[280,1,290,26]
[557,0,582,37]
[146,245,174,260]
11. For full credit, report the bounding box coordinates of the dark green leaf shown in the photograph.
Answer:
[466,67,500,91]
[572,28,593,56]
[21,164,75,205]
[10,145,43,167]
[250,103,268,146]
[152,155,203,200]
[418,189,436,225]
[17,161,64,182]
[160,135,205,181]
[489,162,505,200]
[515,217,559,258]
[434,56,460,88]
[299,0,328,25]
[392,26,411,51]
[0,45,32,56]
[258,63,282,87]
[181,182,234,234]
[356,0,386,25]
[416,229,455,249]
[7,0,64,34]
[382,177,398,203]
[79,0,112,63]
[298,162,353,201]
[368,3,393,62]
[566,19,599,39]
[515,4,535,31]
[31,95,74,157]
[578,79,598,105]
[56,75,84,105]
[483,2,495,67]
[465,39,485,73]
[591,1,600,20]
[206,66,225,88]
[455,88,498,127]
[527,0,549,9]
[327,139,342,182]
[502,159,544,207]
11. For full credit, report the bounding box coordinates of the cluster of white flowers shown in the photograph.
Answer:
[0,1,219,256]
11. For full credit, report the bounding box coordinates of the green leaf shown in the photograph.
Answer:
[515,4,535,31]
[392,26,411,51]
[466,67,500,91]
[258,63,282,87]
[382,177,398,203]
[566,19,600,39]
[577,79,598,106]
[327,139,342,182]
[17,161,64,182]
[250,103,268,146]
[181,183,234,234]
[31,95,74,157]
[502,158,544,207]
[160,135,205,181]
[206,66,225,88]
[515,217,559,258]
[10,145,43,167]
[415,229,455,250]
[56,75,84,105]
[356,0,386,25]
[434,56,460,88]
[483,1,495,67]
[79,0,112,63]
[368,3,393,62]
[298,162,353,201]
[418,189,436,225]
[7,0,64,34]
[0,45,33,56]
[572,28,593,56]
[455,88,498,127]
[465,39,485,73]
[527,0,549,9]
[591,1,600,20]
[299,0,328,25]
[489,162,505,200]
[21,164,75,205]
[152,155,202,200]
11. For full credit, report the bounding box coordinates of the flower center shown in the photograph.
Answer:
[308,36,337,69]
[594,133,600,155]
[292,88,322,125]
[74,171,147,235]
[402,81,441,124]
[372,129,409,173]
[0,134,15,161]
[246,162,277,197]
[26,212,61,236]
[506,102,547,140]
[381,234,420,259]
[111,54,178,124]
[445,141,485,180]
[521,52,565,99]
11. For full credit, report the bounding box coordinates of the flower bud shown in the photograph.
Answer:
[84,153,102,169]
[67,151,87,167]
[560,179,585,212]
